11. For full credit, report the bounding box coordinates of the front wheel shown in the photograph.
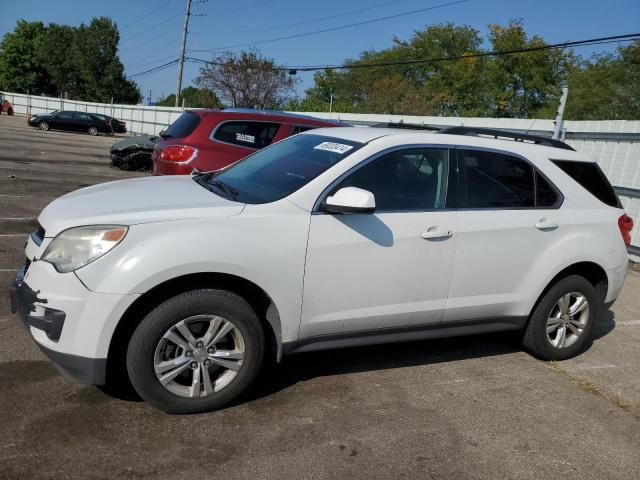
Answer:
[126,289,264,413]
[38,121,49,131]
[523,275,598,360]
[88,126,98,136]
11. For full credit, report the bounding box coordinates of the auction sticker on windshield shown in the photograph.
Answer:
[313,142,354,154]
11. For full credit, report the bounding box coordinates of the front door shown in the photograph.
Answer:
[300,147,458,339]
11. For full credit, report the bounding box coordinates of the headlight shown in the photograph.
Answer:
[41,225,128,273]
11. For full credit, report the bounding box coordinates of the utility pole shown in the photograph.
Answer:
[175,0,192,107]
[553,86,569,140]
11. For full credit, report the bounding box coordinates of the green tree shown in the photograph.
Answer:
[0,20,50,95]
[561,41,640,120]
[156,86,222,108]
[0,18,140,103]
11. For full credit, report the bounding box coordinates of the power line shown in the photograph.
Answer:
[119,0,176,30]
[128,59,179,79]
[185,33,640,72]
[215,0,412,35]
[188,0,469,52]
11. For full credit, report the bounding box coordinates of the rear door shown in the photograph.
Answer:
[444,148,571,324]
[73,112,94,132]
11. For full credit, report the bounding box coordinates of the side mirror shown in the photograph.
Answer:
[324,187,375,214]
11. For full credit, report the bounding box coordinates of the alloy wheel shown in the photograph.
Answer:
[153,314,245,398]
[546,292,589,349]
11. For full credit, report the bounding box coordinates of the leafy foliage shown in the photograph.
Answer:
[290,21,638,120]
[195,49,298,109]
[156,86,222,108]
[0,18,140,103]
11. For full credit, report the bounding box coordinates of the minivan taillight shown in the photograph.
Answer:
[159,145,197,163]
[618,214,634,246]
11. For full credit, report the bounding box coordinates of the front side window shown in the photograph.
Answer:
[333,148,450,211]
[461,150,535,208]
[194,134,363,204]
[212,121,280,149]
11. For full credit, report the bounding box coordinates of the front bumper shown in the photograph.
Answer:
[9,244,139,385]
[10,268,107,384]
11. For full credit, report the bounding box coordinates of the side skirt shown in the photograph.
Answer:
[283,316,527,355]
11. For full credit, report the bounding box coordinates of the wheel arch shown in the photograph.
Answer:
[529,261,609,322]
[104,272,282,388]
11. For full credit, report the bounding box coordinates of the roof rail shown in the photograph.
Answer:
[437,126,575,151]
[371,122,443,131]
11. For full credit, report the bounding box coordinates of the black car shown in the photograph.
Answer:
[110,134,157,171]
[27,110,121,136]
[93,113,127,133]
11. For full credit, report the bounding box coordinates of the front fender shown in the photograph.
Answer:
[76,210,311,344]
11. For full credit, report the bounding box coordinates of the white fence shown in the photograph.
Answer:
[2,91,184,136]
[2,91,640,259]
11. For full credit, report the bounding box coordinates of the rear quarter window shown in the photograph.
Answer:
[163,111,201,139]
[552,160,621,208]
[212,121,280,149]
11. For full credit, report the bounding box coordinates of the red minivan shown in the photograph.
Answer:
[152,109,345,175]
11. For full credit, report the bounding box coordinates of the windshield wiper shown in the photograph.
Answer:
[210,179,239,199]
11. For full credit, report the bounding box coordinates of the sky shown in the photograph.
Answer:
[2,0,639,103]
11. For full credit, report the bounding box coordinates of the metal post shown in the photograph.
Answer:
[175,0,192,107]
[329,91,334,119]
[553,86,569,140]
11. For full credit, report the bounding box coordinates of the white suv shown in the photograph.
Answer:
[10,126,633,413]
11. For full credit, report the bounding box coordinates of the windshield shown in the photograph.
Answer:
[193,134,364,204]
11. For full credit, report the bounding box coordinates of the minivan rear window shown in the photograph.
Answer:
[552,160,621,208]
[162,111,201,139]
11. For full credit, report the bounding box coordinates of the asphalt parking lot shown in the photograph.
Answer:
[0,114,639,479]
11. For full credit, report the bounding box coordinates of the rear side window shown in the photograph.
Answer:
[212,121,280,149]
[536,173,560,207]
[163,111,201,139]
[460,150,535,208]
[552,160,621,208]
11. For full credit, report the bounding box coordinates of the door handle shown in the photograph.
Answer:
[535,218,559,230]
[421,227,453,240]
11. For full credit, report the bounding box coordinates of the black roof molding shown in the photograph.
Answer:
[438,126,575,151]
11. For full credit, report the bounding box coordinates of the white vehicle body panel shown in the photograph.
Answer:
[13,127,629,377]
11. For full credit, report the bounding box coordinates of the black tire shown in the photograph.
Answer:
[38,121,49,131]
[523,275,598,360]
[7,108,13,115]
[126,289,264,414]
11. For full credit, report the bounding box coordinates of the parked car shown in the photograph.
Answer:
[110,135,158,171]
[152,108,345,175]
[27,110,115,135]
[0,93,14,115]
[11,126,633,413]
[93,113,127,133]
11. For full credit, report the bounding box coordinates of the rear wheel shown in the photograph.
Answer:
[523,275,597,360]
[126,289,264,413]
[88,126,99,136]
[38,121,49,131]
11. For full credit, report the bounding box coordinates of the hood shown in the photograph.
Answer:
[39,175,245,236]
[111,135,157,152]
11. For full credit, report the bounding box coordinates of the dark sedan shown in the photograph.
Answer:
[27,110,122,136]
[93,113,127,133]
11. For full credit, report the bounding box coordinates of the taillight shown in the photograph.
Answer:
[159,145,197,163]
[618,214,634,246]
